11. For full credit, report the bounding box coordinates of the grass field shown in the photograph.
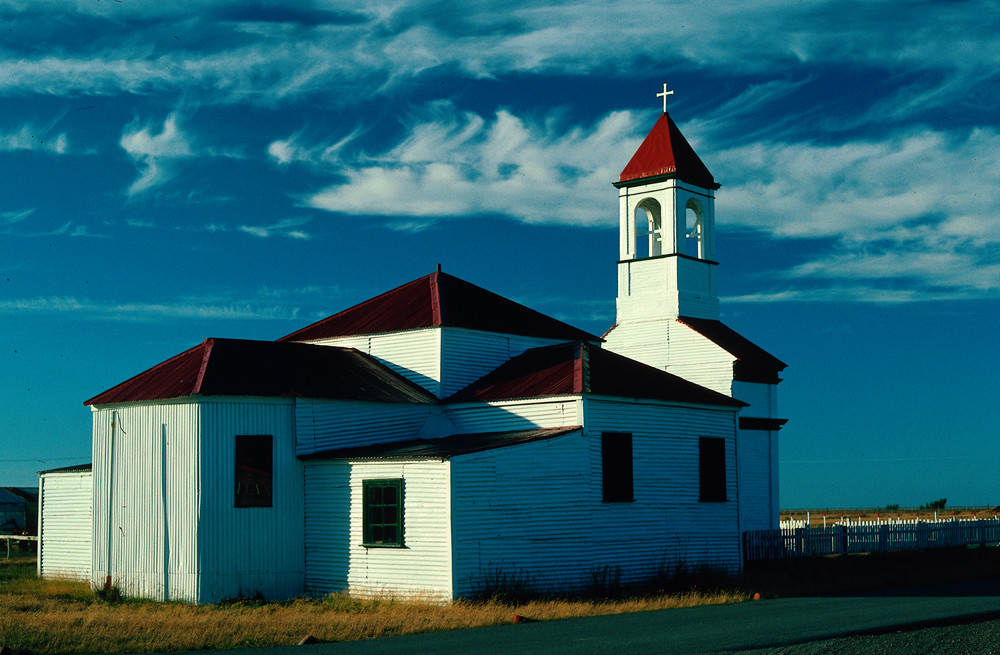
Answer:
[2,545,999,654]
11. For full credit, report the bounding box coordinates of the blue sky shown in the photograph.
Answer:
[2,1,998,509]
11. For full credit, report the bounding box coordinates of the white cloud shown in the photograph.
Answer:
[0,295,301,321]
[267,128,360,167]
[119,112,243,197]
[120,113,195,196]
[0,124,69,154]
[305,104,641,225]
[713,127,1000,296]
[298,103,1000,300]
[2,209,34,225]
[0,1,996,118]
[238,218,311,239]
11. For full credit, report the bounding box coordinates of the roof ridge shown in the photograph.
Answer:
[430,271,443,326]
[192,338,214,394]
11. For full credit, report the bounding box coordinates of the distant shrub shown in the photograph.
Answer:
[883,504,899,511]
[920,498,947,510]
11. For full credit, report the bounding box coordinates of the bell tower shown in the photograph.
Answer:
[613,85,721,323]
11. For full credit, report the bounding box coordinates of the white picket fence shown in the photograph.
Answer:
[744,517,1000,561]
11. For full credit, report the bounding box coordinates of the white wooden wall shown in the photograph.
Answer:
[38,470,93,581]
[303,459,452,601]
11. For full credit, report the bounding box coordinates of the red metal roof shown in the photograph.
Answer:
[677,316,787,384]
[617,113,719,189]
[447,341,744,408]
[84,338,437,406]
[279,271,599,343]
[299,426,582,461]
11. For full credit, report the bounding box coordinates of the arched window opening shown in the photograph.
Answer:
[684,200,705,259]
[634,200,662,259]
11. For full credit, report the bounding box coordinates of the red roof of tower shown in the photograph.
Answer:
[280,271,599,343]
[617,113,719,189]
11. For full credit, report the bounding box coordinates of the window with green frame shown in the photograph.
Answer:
[362,479,404,547]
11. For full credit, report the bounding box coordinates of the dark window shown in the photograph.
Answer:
[699,437,727,502]
[602,432,634,502]
[235,435,273,508]
[363,479,404,547]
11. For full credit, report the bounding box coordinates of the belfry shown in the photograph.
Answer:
[604,86,787,531]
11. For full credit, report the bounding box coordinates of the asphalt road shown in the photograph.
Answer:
[185,578,1000,655]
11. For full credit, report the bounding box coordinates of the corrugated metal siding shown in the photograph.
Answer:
[586,399,742,576]
[439,328,570,398]
[303,460,451,601]
[38,470,93,581]
[451,433,593,596]
[313,329,442,397]
[295,399,434,455]
[603,320,671,371]
[663,321,734,395]
[732,381,777,418]
[197,399,303,603]
[91,402,201,601]
[676,257,715,300]
[450,399,741,598]
[738,429,775,531]
[446,399,581,433]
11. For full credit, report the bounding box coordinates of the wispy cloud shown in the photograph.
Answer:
[238,217,311,239]
[0,124,69,154]
[267,127,361,167]
[2,209,35,225]
[1,1,996,121]
[714,127,1000,298]
[303,103,641,225]
[0,295,302,322]
[119,112,243,197]
[120,112,195,196]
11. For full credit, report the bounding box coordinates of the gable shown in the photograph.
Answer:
[676,317,786,384]
[84,338,436,405]
[447,341,744,408]
[279,271,599,343]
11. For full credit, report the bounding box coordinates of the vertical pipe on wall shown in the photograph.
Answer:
[105,411,117,590]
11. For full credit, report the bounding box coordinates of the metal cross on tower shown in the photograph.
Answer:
[657,83,674,113]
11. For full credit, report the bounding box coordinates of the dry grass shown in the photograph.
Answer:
[6,544,997,654]
[0,553,745,654]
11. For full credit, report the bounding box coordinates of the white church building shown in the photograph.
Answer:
[37,98,786,603]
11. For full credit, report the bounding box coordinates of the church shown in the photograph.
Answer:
[37,92,786,603]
